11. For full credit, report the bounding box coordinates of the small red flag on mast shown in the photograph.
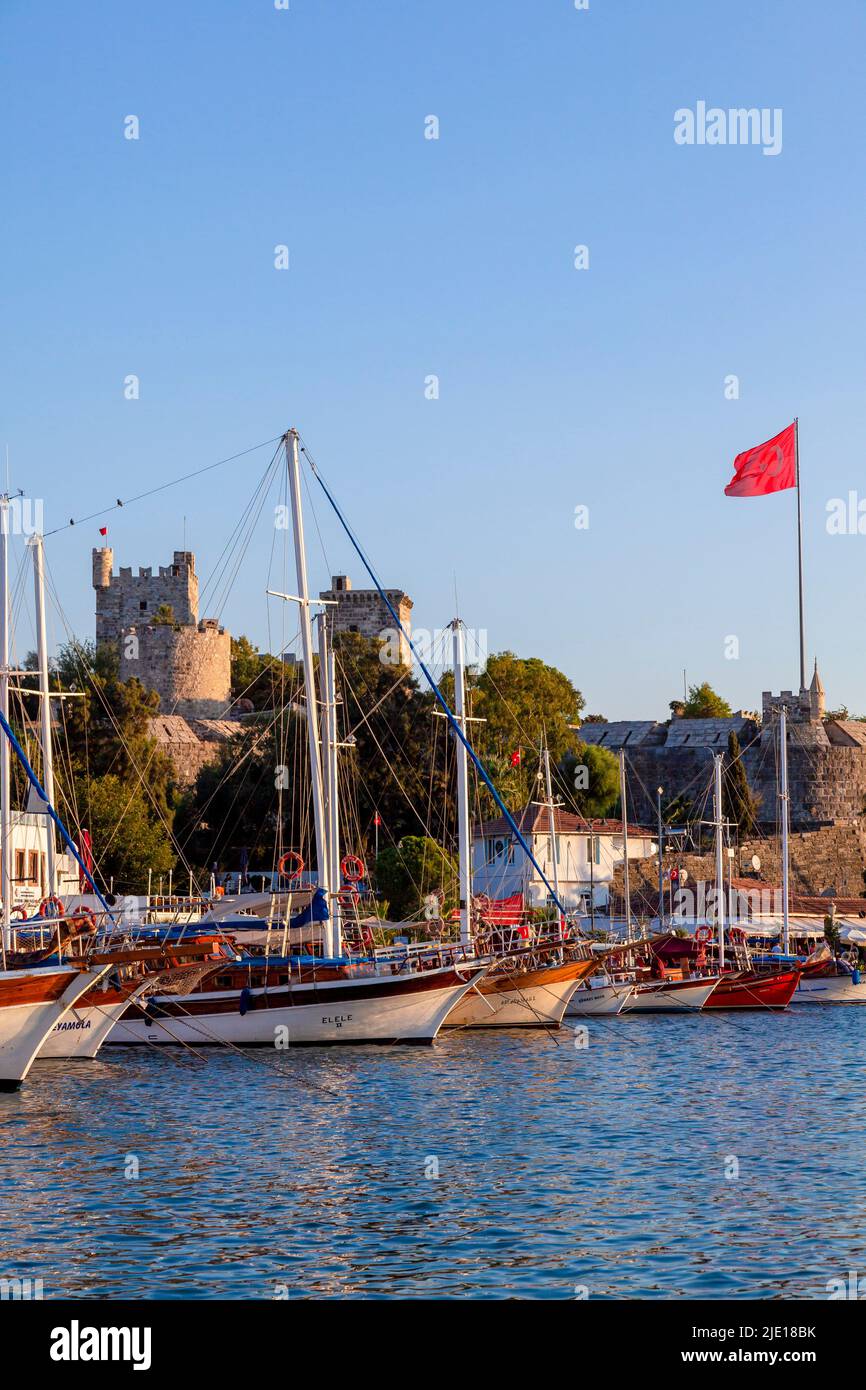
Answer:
[724,422,797,498]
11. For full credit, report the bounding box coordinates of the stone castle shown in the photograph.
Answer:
[93,548,231,719]
[581,663,866,831]
[319,575,413,666]
[93,554,415,785]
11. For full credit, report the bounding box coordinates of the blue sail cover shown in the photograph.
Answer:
[289,888,330,930]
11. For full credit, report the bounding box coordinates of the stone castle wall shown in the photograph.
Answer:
[121,623,231,719]
[613,822,866,905]
[319,575,413,666]
[581,714,866,832]
[93,548,198,644]
[94,547,231,718]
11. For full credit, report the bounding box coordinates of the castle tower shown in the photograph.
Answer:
[92,549,230,718]
[809,659,826,720]
[319,574,413,667]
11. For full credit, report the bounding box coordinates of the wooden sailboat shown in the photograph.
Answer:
[36,969,153,1059]
[441,628,595,1029]
[0,518,113,1087]
[445,951,596,1028]
[109,431,486,1046]
[0,962,112,1088]
[621,976,720,1013]
[693,744,798,1011]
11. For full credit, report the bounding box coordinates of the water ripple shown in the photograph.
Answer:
[1,1008,863,1298]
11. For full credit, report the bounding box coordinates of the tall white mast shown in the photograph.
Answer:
[714,752,726,970]
[0,497,10,954]
[30,533,57,897]
[451,618,472,950]
[619,749,632,942]
[779,704,790,955]
[542,743,562,929]
[318,613,341,957]
[285,430,333,956]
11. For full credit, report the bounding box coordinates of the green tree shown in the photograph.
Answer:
[334,631,450,849]
[671,682,732,719]
[54,640,175,820]
[173,717,300,873]
[374,836,458,921]
[79,774,174,892]
[557,743,620,818]
[35,639,180,886]
[661,791,692,827]
[230,635,304,711]
[723,730,760,835]
[461,652,584,814]
[823,705,850,722]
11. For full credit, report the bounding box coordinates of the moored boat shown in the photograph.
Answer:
[621,975,720,1013]
[36,971,152,1059]
[444,955,595,1028]
[566,976,634,1015]
[793,966,866,1004]
[0,962,111,1088]
[109,955,487,1046]
[703,968,799,1011]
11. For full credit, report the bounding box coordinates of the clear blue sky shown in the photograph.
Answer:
[2,0,864,719]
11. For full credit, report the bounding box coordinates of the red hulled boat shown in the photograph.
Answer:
[703,968,799,1010]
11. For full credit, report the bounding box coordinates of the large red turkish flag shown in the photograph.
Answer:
[724,422,797,497]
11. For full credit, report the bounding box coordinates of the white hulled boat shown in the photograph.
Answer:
[0,961,111,1088]
[620,976,720,1013]
[566,976,634,1016]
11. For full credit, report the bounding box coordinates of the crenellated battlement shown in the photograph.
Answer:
[93,548,229,718]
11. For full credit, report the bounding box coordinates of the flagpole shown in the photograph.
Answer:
[795,417,806,692]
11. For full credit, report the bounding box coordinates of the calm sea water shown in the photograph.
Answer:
[1,1007,863,1300]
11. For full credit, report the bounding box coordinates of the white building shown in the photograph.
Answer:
[2,810,81,912]
[472,805,656,911]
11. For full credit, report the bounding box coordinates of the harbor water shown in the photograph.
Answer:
[1,1006,863,1299]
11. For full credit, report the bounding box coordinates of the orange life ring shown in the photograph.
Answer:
[11,904,29,921]
[694,925,713,944]
[69,905,98,936]
[341,854,366,883]
[39,895,65,919]
[277,852,305,883]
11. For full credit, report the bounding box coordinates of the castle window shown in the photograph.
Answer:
[139,600,147,611]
